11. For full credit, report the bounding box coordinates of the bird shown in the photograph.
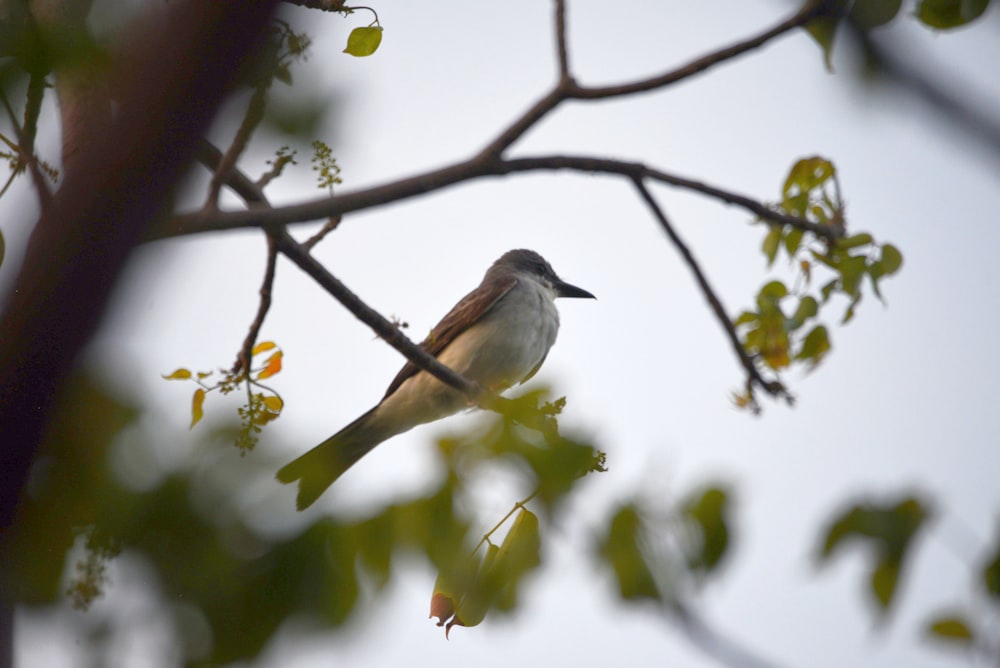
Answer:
[275,249,595,510]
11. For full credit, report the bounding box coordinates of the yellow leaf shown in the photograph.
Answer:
[257,351,283,379]
[252,341,277,356]
[190,388,206,429]
[163,368,192,380]
[263,395,283,412]
[343,26,383,57]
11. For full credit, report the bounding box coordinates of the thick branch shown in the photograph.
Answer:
[0,0,279,532]
[631,177,790,403]
[155,154,833,241]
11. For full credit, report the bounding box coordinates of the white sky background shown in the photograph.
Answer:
[7,1,1000,667]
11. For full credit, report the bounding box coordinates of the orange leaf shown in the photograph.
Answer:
[190,388,205,428]
[257,351,283,379]
[252,341,277,356]
[163,368,192,380]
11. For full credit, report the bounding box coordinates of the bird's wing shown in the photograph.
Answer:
[381,273,519,400]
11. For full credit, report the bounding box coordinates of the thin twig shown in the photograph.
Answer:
[554,0,570,82]
[631,176,790,403]
[233,235,279,375]
[668,602,790,668]
[281,0,349,12]
[302,215,342,251]
[569,0,827,100]
[205,81,269,210]
[472,489,540,555]
[0,88,51,211]
[195,141,281,377]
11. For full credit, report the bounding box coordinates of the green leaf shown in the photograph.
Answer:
[818,497,930,611]
[762,225,783,266]
[784,227,804,257]
[784,156,836,201]
[682,487,730,575]
[837,232,874,250]
[162,368,192,380]
[870,558,899,609]
[343,26,383,57]
[850,0,904,29]
[917,0,990,28]
[981,531,1000,599]
[795,325,831,366]
[820,279,838,303]
[927,614,976,643]
[489,508,542,611]
[840,255,868,297]
[789,296,819,330]
[880,243,903,274]
[757,280,789,306]
[733,311,758,327]
[803,11,842,72]
[597,505,660,601]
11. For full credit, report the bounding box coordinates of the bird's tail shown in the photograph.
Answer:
[275,407,388,510]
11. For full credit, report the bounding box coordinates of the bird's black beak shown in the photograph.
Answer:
[555,279,596,300]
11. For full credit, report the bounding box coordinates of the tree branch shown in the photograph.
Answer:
[154,154,834,241]
[193,141,505,414]
[631,176,790,404]
[0,0,280,532]
[569,1,827,100]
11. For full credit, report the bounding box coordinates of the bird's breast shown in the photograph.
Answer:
[437,281,560,391]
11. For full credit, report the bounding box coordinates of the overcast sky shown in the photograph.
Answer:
[8,1,1000,667]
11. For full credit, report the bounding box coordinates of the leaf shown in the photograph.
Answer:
[251,341,277,355]
[489,508,541,611]
[257,351,283,379]
[784,156,836,201]
[784,227,804,257]
[762,225,783,266]
[880,243,903,275]
[795,325,831,367]
[803,12,841,72]
[916,0,990,28]
[818,497,930,611]
[447,544,499,636]
[682,486,730,575]
[757,280,789,306]
[840,255,868,297]
[262,395,283,412]
[789,296,819,330]
[597,505,660,601]
[190,388,205,428]
[837,232,874,250]
[733,311,758,327]
[981,531,1000,599]
[870,558,899,609]
[343,26,383,57]
[927,614,976,643]
[849,0,904,29]
[162,368,192,380]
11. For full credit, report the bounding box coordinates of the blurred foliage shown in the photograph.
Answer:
[803,0,995,70]
[733,156,903,410]
[817,494,930,612]
[163,341,285,453]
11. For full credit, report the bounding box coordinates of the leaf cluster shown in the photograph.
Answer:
[804,0,994,70]
[163,340,285,452]
[732,157,903,410]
